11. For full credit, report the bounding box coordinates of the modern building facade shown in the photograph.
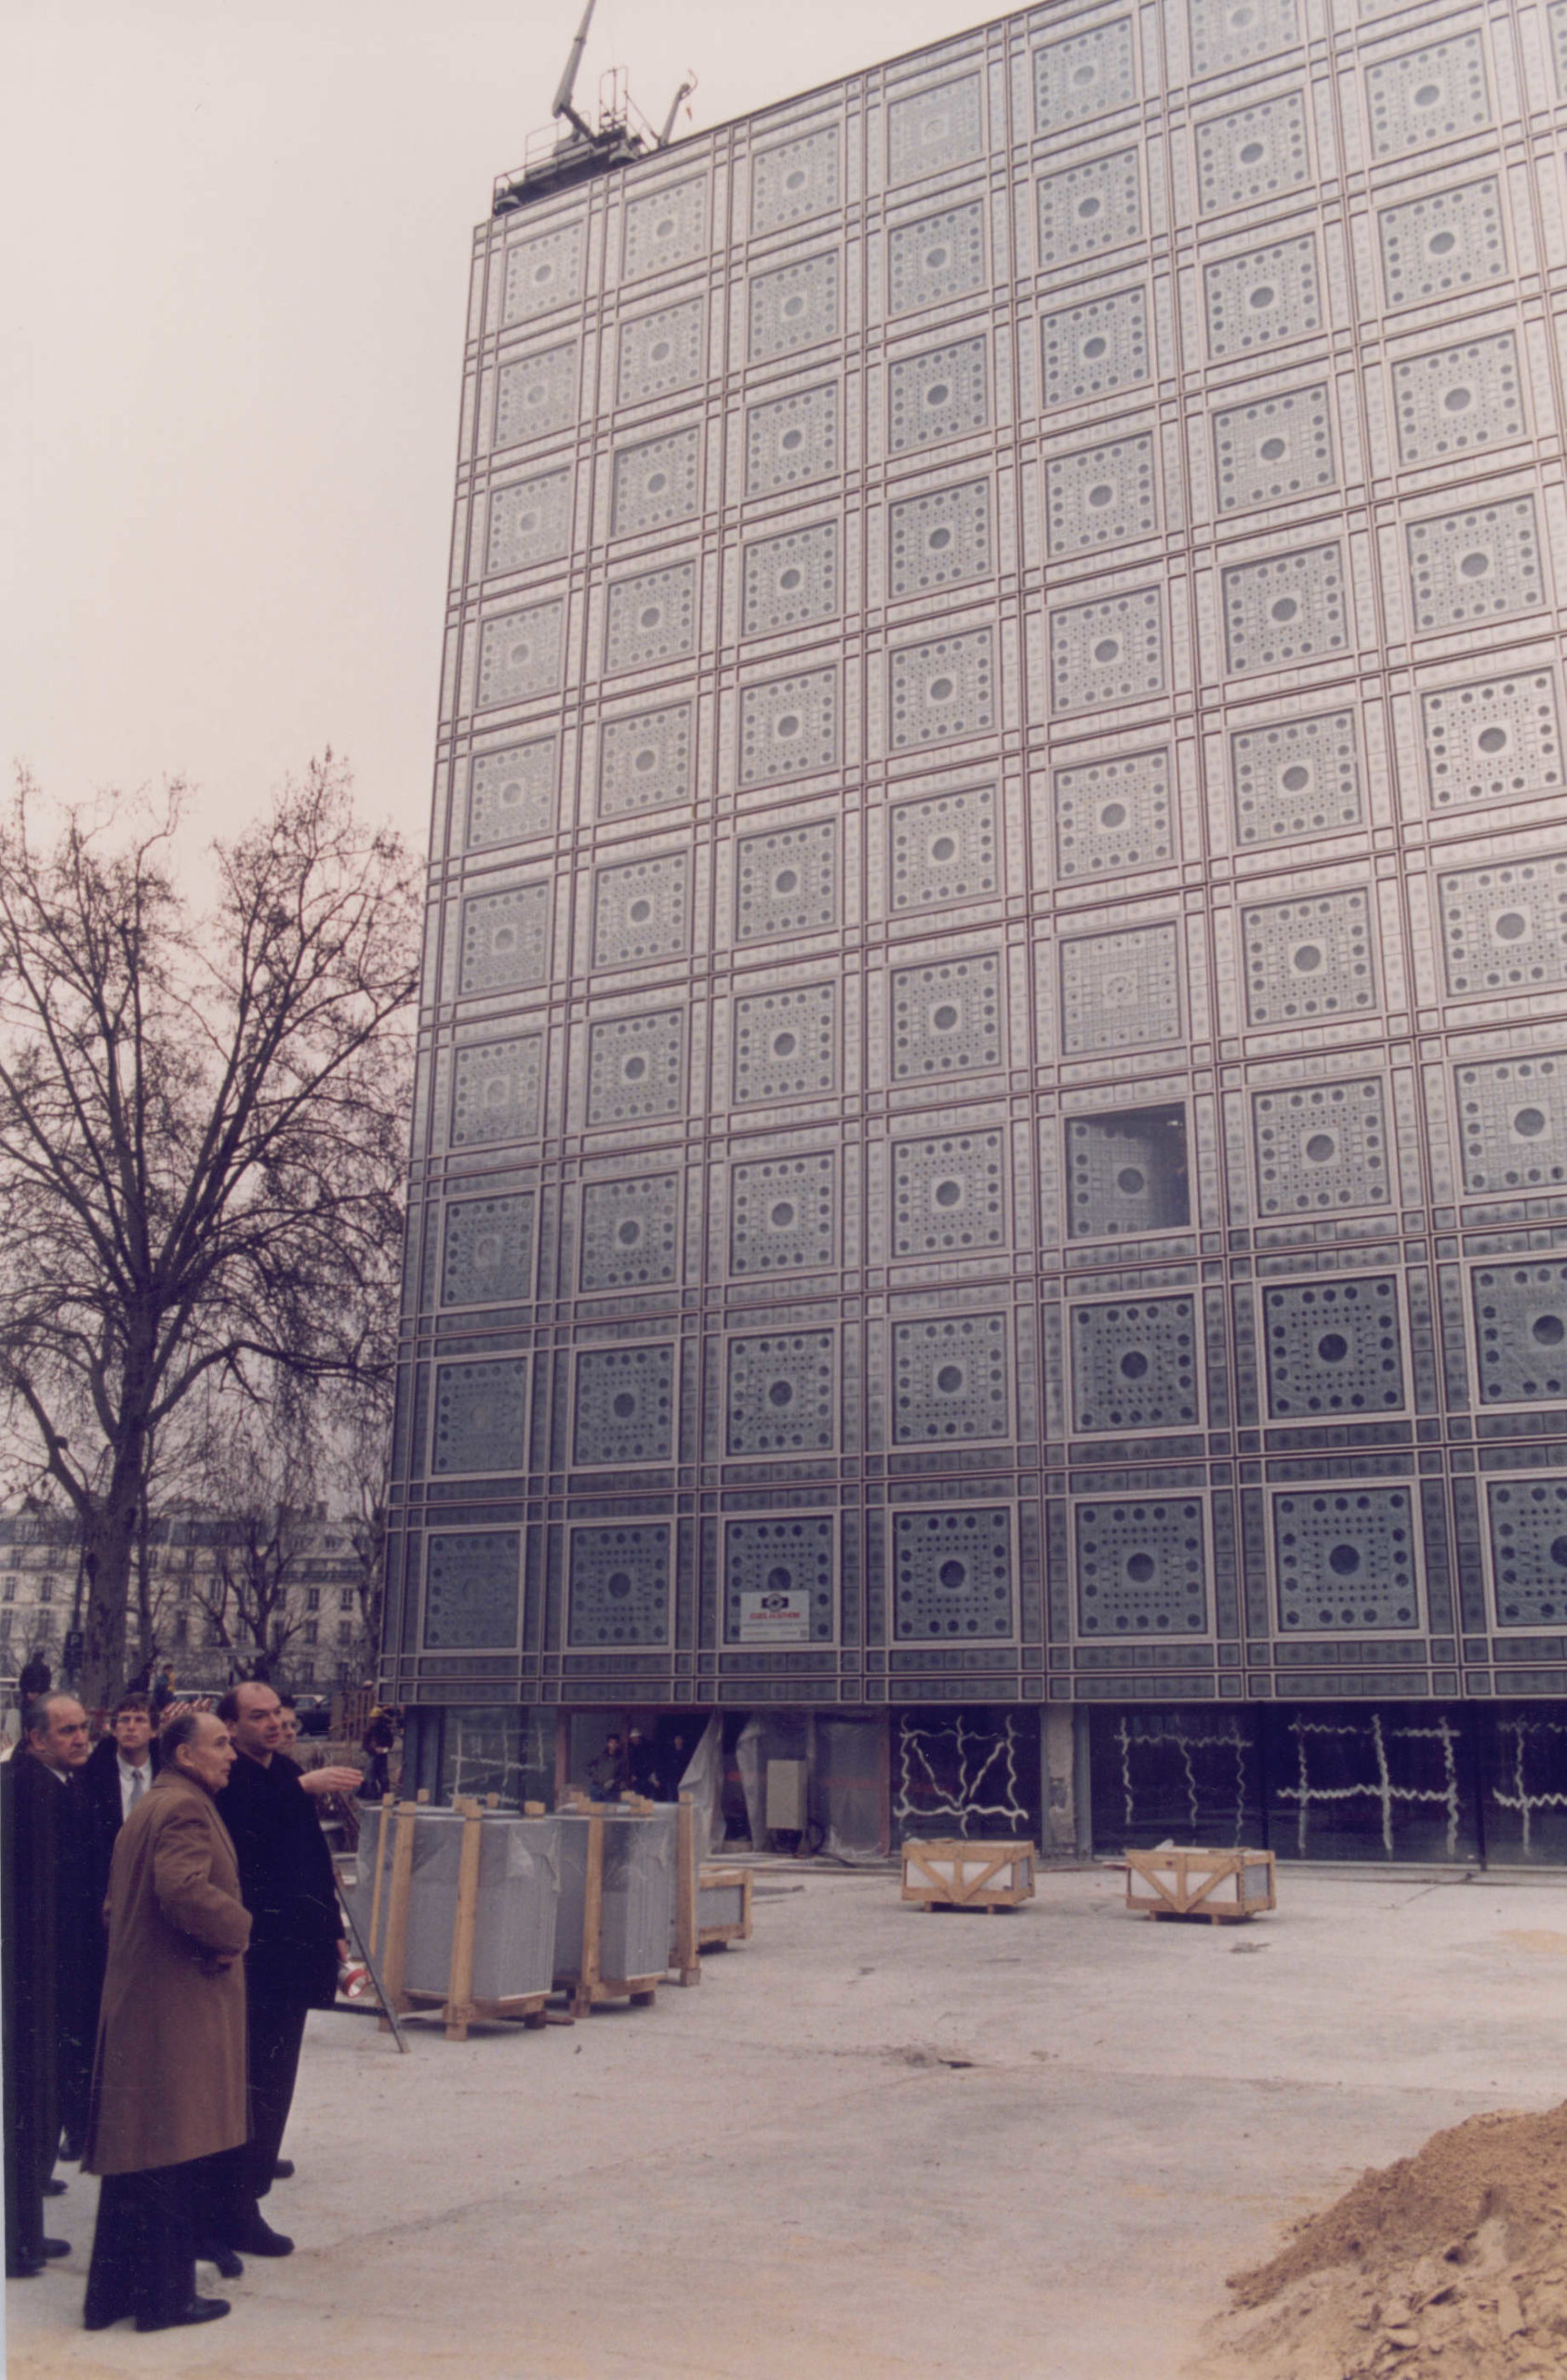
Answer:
[383,0,1567,1859]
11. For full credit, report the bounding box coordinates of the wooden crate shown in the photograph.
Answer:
[375,1795,567,2041]
[697,1865,753,1949]
[901,1839,1037,1912]
[1124,1845,1277,1924]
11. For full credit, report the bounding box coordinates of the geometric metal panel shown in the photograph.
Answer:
[604,562,698,674]
[1454,1052,1567,1194]
[611,428,702,536]
[423,1531,520,1650]
[485,469,572,575]
[891,1313,1011,1444]
[1188,0,1298,77]
[1230,711,1361,846]
[737,668,840,787]
[1262,1277,1404,1416]
[1241,890,1376,1025]
[887,628,997,750]
[892,1130,1007,1257]
[432,1357,529,1475]
[1420,673,1564,812]
[1045,433,1157,556]
[1074,1497,1208,1636]
[735,819,838,943]
[1203,236,1321,357]
[1222,544,1348,676]
[725,1331,836,1455]
[746,384,839,498]
[888,203,987,317]
[729,1152,837,1276]
[888,786,998,912]
[1065,1104,1191,1238]
[890,1508,1013,1641]
[1069,1296,1201,1433]
[467,739,557,850]
[1032,17,1136,131]
[566,1524,671,1647]
[579,1173,682,1292]
[502,224,586,326]
[887,74,985,185]
[1195,92,1308,215]
[750,128,842,234]
[1377,178,1508,313]
[598,702,695,821]
[476,602,565,708]
[749,254,841,362]
[572,1343,676,1465]
[617,298,706,404]
[1212,386,1335,515]
[1437,857,1567,998]
[888,337,989,455]
[451,1035,545,1152]
[887,481,993,600]
[584,1011,686,1128]
[742,522,840,639]
[1405,499,1543,635]
[495,342,578,448]
[623,178,709,280]
[1040,288,1150,409]
[1251,1078,1391,1215]
[1053,747,1174,878]
[1035,150,1141,268]
[1393,334,1523,467]
[1059,922,1182,1054]
[458,880,551,997]
[1365,36,1491,160]
[441,1190,537,1308]
[889,952,1003,1081]
[1049,587,1165,714]
[1471,1263,1567,1406]
[1272,1487,1419,1632]
[591,852,691,971]
[1553,1,1567,100]
[732,981,838,1105]
[724,1518,836,1646]
[1487,1478,1567,1626]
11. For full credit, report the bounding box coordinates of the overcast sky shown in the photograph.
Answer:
[4,0,994,859]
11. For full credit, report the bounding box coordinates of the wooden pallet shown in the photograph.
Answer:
[900,1839,1037,1912]
[1124,1845,1277,1925]
[697,1864,754,1949]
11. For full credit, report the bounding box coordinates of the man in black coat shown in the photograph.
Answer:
[3,1693,98,2275]
[81,1691,161,1901]
[208,1682,360,2256]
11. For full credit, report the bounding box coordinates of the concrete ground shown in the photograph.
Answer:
[8,1860,1567,2380]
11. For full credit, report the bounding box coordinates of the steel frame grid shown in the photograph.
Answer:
[380,0,1567,1712]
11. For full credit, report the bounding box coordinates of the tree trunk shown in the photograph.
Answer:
[80,1496,138,1710]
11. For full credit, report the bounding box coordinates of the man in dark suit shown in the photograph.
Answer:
[208,1682,359,2255]
[3,1692,98,2275]
[82,1692,161,1897]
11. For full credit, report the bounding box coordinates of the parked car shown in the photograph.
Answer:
[292,1693,331,1737]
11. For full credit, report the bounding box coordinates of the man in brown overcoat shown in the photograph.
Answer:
[81,1708,252,2333]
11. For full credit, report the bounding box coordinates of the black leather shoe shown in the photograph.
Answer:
[136,2296,230,2332]
[42,2238,70,2258]
[84,2298,130,2328]
[196,2240,245,2279]
[227,2218,293,2256]
[272,2159,295,2180]
[43,2176,66,2196]
[7,2257,44,2280]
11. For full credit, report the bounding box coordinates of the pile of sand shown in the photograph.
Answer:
[1191,2103,1567,2378]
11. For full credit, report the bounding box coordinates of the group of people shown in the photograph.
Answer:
[587,1725,691,1804]
[3,1681,361,2331]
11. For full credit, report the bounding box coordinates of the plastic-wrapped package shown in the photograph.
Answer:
[349,1810,560,2001]
[554,1809,674,1990]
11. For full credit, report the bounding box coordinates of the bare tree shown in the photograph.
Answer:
[0,759,420,1706]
